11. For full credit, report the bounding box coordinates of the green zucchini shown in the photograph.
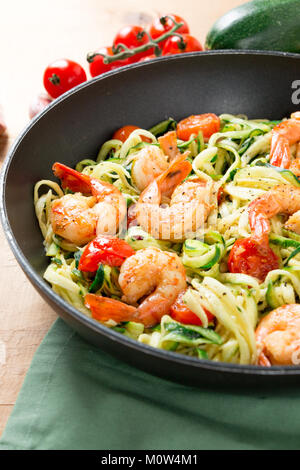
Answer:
[238,129,265,156]
[105,158,124,164]
[269,233,300,265]
[123,321,144,340]
[279,169,300,187]
[200,245,222,270]
[72,268,83,281]
[196,349,209,360]
[163,322,223,346]
[75,159,97,172]
[235,163,300,188]
[148,118,177,137]
[285,246,300,265]
[164,341,179,352]
[112,326,126,334]
[184,239,208,255]
[46,242,59,257]
[89,264,105,293]
[282,229,300,242]
[183,242,221,270]
[74,250,82,269]
[182,231,225,270]
[269,233,300,249]
[266,281,280,310]
[206,0,300,53]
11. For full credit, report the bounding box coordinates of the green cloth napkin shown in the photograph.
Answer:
[1,318,300,450]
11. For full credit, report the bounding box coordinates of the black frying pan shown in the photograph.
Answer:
[2,51,300,387]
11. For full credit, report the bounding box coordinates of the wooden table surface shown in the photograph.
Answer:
[0,0,244,436]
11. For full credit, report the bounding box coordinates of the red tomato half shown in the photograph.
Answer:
[162,34,203,56]
[78,237,135,272]
[170,291,214,326]
[43,59,87,99]
[228,237,279,282]
[113,125,151,143]
[149,14,190,46]
[88,47,130,77]
[113,25,152,63]
[177,113,220,141]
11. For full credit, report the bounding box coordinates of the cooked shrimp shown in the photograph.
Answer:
[249,185,300,245]
[51,163,126,245]
[256,304,300,366]
[136,154,213,241]
[131,132,182,192]
[85,247,187,327]
[131,145,169,191]
[51,194,98,246]
[270,112,300,174]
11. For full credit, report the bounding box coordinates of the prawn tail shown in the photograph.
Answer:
[158,131,178,161]
[157,151,192,197]
[248,203,271,246]
[53,162,92,194]
[257,351,272,367]
[85,294,137,324]
[269,133,291,168]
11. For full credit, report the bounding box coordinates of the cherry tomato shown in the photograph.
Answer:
[113,125,151,143]
[88,47,130,77]
[78,236,135,272]
[162,34,203,56]
[170,291,214,326]
[177,113,220,141]
[228,237,279,282]
[113,25,152,63]
[43,59,87,99]
[149,14,190,46]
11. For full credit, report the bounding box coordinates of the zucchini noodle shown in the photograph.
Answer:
[34,114,300,366]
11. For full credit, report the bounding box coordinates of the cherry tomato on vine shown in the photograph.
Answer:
[88,47,130,77]
[149,14,190,46]
[177,113,220,141]
[113,25,152,63]
[43,59,87,99]
[228,238,279,282]
[113,125,151,143]
[162,34,203,56]
[170,291,214,326]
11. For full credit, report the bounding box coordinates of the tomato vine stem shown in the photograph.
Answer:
[87,16,184,64]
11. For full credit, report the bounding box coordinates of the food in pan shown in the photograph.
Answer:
[34,112,300,367]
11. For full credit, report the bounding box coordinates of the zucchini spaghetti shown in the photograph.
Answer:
[34,112,300,367]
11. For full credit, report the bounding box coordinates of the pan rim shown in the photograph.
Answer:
[2,50,300,377]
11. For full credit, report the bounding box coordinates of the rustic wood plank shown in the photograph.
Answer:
[0,0,244,438]
[0,405,14,438]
